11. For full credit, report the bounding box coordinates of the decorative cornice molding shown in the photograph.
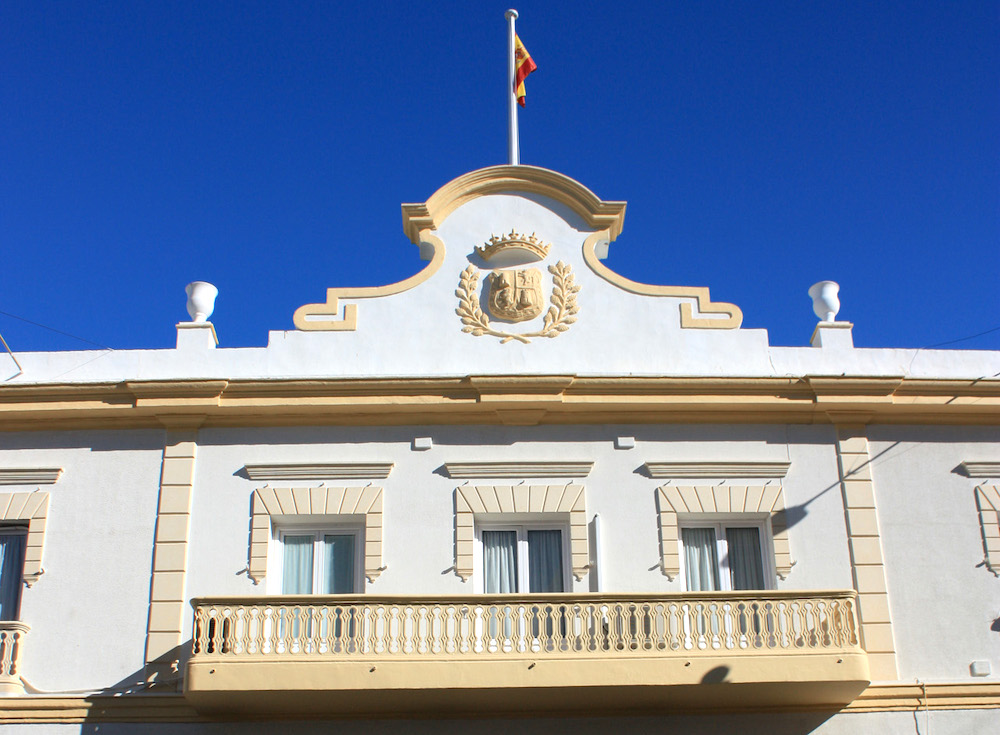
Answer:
[243,463,394,481]
[293,232,446,332]
[444,461,593,479]
[400,165,627,243]
[960,461,1000,478]
[644,461,791,479]
[582,231,743,330]
[1,375,999,431]
[0,469,62,486]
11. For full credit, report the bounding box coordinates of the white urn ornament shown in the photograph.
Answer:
[185,281,218,323]
[808,281,840,323]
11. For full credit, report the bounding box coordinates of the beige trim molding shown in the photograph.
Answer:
[250,486,384,584]
[835,427,897,681]
[293,232,445,331]
[962,461,1000,478]
[243,463,393,481]
[582,231,743,329]
[400,165,627,243]
[975,484,1000,576]
[656,484,793,581]
[0,469,62,486]
[444,461,593,479]
[0,681,997,722]
[0,695,202,723]
[454,484,588,582]
[645,461,790,479]
[2,375,1000,431]
[0,492,49,587]
[145,430,198,680]
[844,681,1000,712]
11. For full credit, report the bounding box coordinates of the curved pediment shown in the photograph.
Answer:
[400,165,627,243]
[294,164,743,337]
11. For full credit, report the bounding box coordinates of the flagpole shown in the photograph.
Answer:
[505,9,519,165]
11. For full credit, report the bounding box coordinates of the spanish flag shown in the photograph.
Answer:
[513,35,537,107]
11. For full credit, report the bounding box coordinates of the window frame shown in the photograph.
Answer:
[677,517,775,592]
[267,522,365,595]
[473,521,571,595]
[0,525,28,621]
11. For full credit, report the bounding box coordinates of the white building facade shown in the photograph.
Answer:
[0,166,998,733]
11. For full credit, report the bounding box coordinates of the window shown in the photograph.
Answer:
[680,522,770,592]
[0,528,27,620]
[475,524,567,594]
[275,528,363,595]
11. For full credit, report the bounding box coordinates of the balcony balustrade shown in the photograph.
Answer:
[0,622,29,696]
[185,591,869,716]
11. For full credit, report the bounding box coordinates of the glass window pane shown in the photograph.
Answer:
[281,535,314,594]
[482,530,518,593]
[726,527,765,590]
[0,533,26,621]
[527,529,564,593]
[682,527,720,591]
[322,534,356,594]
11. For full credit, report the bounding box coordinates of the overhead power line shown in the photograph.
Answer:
[0,309,114,351]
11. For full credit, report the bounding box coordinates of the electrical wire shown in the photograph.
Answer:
[921,324,1000,349]
[0,308,113,350]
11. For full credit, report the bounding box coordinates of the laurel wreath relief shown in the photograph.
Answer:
[456,261,580,344]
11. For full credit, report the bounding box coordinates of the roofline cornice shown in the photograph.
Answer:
[1,374,998,431]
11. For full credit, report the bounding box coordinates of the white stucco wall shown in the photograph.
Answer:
[0,430,164,692]
[867,425,1000,682]
[183,423,853,631]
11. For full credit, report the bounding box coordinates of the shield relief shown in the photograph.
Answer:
[487,268,544,322]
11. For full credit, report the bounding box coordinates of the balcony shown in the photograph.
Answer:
[0,622,29,695]
[185,591,869,716]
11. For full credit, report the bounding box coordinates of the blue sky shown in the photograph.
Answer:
[2,2,998,354]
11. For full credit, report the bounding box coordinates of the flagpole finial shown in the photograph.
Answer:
[505,9,518,20]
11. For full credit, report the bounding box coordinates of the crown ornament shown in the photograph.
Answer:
[475,230,551,262]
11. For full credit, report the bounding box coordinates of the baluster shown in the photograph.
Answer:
[0,630,11,676]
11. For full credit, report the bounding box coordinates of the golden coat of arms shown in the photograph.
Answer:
[487,268,544,322]
[456,231,580,344]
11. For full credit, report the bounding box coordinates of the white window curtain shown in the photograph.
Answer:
[0,533,26,621]
[482,530,518,593]
[322,534,355,594]
[527,530,564,593]
[682,527,720,591]
[281,534,314,594]
[725,527,764,591]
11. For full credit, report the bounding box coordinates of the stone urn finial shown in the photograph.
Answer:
[808,281,840,323]
[185,282,218,323]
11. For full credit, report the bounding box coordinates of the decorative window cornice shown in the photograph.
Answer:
[0,469,62,486]
[249,486,384,584]
[656,484,793,581]
[960,462,1000,479]
[243,463,393,480]
[0,492,50,587]
[444,461,593,479]
[644,461,790,479]
[454,484,589,582]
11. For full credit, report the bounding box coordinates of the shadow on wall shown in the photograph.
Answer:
[78,712,844,735]
[75,644,843,735]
